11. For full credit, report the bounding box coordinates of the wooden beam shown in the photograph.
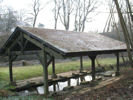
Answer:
[52,57,57,78]
[17,41,23,49]
[36,53,44,65]
[9,55,13,82]
[23,34,43,49]
[115,53,120,76]
[47,57,52,67]
[36,52,52,66]
[20,32,24,54]
[6,35,22,55]
[80,56,83,72]
[89,55,96,80]
[10,51,41,56]
[23,40,29,49]
[45,47,64,59]
[23,34,64,59]
[64,49,127,58]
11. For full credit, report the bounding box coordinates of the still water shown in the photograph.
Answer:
[37,75,92,94]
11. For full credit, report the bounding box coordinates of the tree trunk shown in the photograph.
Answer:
[33,15,37,27]
[126,0,133,22]
[114,0,133,67]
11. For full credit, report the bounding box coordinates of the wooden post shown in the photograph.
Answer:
[115,53,120,76]
[52,57,57,78]
[80,56,83,72]
[53,84,56,92]
[9,55,13,82]
[57,83,60,90]
[68,79,71,86]
[89,55,96,80]
[42,50,49,96]
[80,76,85,82]
[77,78,79,86]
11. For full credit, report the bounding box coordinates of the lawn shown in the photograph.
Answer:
[0,57,124,81]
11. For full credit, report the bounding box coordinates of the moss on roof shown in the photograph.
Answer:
[22,27,127,53]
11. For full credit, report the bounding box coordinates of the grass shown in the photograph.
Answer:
[0,57,124,81]
[0,95,54,100]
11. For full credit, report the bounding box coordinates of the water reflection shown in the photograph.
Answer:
[18,71,116,96]
[37,75,92,94]
[85,75,92,81]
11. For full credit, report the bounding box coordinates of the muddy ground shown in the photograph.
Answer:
[55,68,133,100]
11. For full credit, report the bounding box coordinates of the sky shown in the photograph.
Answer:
[2,0,112,33]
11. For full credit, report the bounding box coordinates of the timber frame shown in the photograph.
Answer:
[0,26,128,96]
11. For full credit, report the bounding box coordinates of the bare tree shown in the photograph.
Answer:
[53,0,61,29]
[126,0,133,22]
[0,0,4,19]
[4,8,18,32]
[74,0,97,32]
[59,0,73,30]
[17,9,31,26]
[30,0,44,27]
[125,0,133,41]
[114,0,133,67]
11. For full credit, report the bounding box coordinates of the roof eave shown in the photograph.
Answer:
[64,49,127,57]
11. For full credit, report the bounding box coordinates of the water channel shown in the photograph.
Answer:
[18,71,115,96]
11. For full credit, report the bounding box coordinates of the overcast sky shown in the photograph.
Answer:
[2,0,112,33]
